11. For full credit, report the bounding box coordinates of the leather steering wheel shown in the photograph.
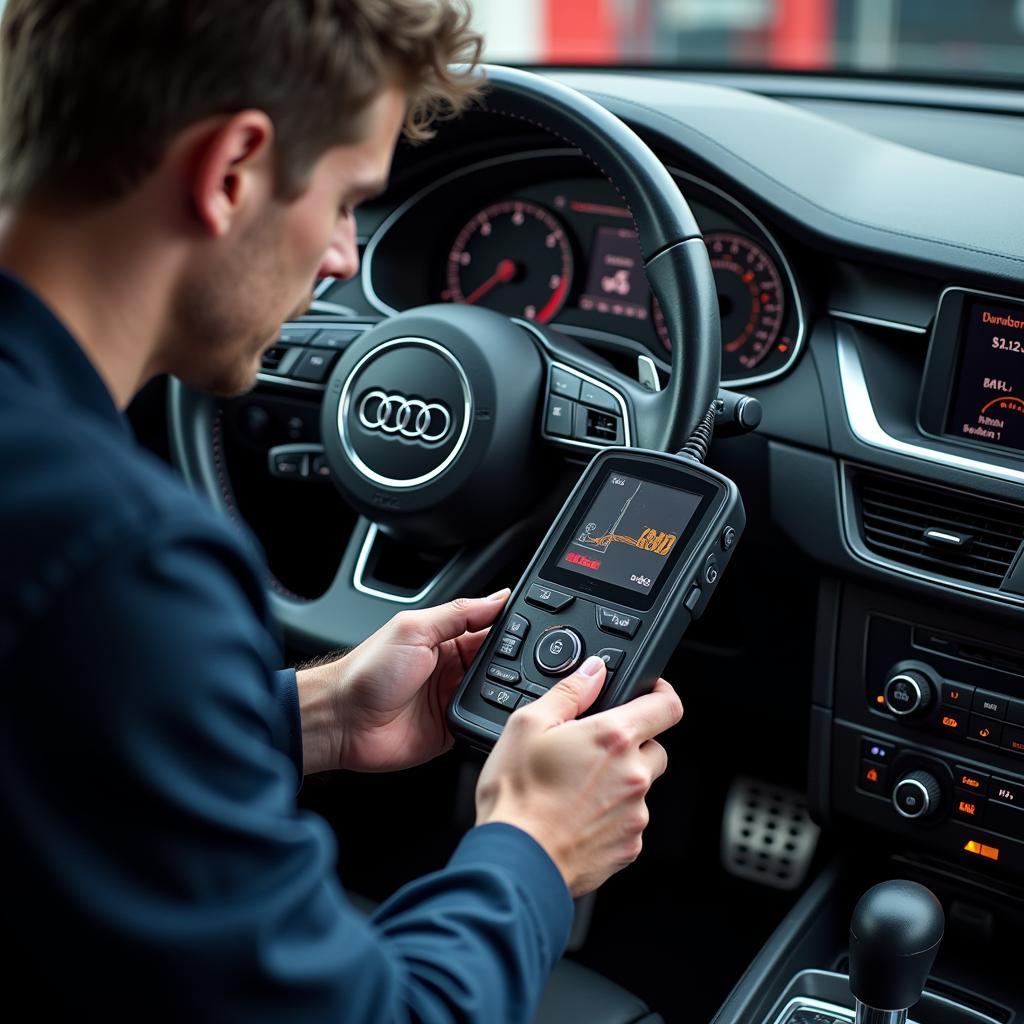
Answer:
[169,66,721,652]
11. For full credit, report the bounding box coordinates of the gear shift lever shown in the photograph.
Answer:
[849,880,944,1024]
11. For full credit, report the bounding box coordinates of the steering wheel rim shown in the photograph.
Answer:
[169,65,721,652]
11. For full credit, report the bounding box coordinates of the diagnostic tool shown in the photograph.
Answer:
[449,446,744,748]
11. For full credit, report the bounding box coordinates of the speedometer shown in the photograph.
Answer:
[444,200,573,323]
[655,232,786,376]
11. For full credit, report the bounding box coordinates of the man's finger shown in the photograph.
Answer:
[402,590,510,646]
[586,678,683,744]
[528,656,607,727]
[454,626,491,669]
[638,739,669,781]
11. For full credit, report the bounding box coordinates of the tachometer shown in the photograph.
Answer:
[655,232,786,376]
[444,200,573,323]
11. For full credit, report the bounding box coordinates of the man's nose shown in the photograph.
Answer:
[318,218,359,281]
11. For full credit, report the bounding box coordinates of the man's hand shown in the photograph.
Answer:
[296,591,510,774]
[475,656,683,898]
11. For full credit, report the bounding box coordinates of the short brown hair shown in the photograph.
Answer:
[0,0,483,208]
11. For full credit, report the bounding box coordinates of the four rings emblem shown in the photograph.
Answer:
[357,390,453,444]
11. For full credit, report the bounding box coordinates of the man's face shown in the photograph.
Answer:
[168,86,405,396]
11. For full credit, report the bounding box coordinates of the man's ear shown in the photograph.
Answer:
[189,110,275,238]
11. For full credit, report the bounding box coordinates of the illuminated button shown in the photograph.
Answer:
[858,759,889,795]
[990,778,1023,804]
[985,799,1024,840]
[534,627,584,676]
[954,767,989,794]
[596,606,641,639]
[936,710,966,737]
[1000,724,1024,756]
[525,584,574,612]
[861,738,894,762]
[941,682,973,708]
[495,633,522,660]
[962,839,1000,862]
[967,715,1001,746]
[486,663,520,687]
[480,682,520,711]
[971,689,1008,720]
[505,613,530,639]
[953,795,984,823]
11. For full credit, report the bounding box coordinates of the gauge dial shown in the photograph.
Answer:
[655,232,786,375]
[444,200,573,323]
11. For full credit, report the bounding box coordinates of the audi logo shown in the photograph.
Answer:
[357,390,453,444]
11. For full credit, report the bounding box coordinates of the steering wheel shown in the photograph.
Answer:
[169,66,721,652]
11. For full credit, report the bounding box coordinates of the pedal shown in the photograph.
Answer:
[721,777,819,891]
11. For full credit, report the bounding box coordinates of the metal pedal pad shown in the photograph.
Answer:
[721,777,820,891]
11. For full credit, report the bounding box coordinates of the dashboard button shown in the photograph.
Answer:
[941,682,973,708]
[505,613,530,639]
[892,770,941,819]
[597,607,641,638]
[883,671,932,718]
[579,381,618,412]
[534,627,583,675]
[1000,724,1024,756]
[936,710,967,737]
[972,689,1008,720]
[545,395,574,438]
[954,767,989,794]
[991,778,1023,804]
[985,799,1024,839]
[967,715,1001,746]
[526,584,574,612]
[859,760,889,795]
[550,367,581,400]
[481,682,520,711]
[953,794,985,823]
[486,663,521,687]
[1006,699,1024,727]
[595,647,625,671]
[861,738,895,762]
[495,634,522,660]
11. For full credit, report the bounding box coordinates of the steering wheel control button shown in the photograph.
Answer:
[550,367,582,401]
[596,607,640,639]
[311,328,362,350]
[486,663,521,687]
[269,449,308,479]
[545,395,575,438]
[505,613,530,639]
[534,627,583,676]
[573,404,623,445]
[291,349,336,383]
[595,648,625,671]
[883,671,932,718]
[967,715,1001,746]
[495,634,522,660]
[972,690,1008,719]
[278,325,318,345]
[481,682,520,712]
[941,682,973,708]
[526,585,574,612]
[579,381,618,413]
[311,454,331,479]
[720,526,737,551]
[859,760,889,796]
[892,770,941,820]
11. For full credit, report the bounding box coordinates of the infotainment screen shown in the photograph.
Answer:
[945,298,1024,451]
[556,471,702,596]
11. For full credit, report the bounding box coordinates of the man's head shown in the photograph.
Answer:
[0,0,482,395]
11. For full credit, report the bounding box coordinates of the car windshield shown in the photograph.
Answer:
[473,0,1024,87]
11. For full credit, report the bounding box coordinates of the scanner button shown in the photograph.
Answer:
[534,627,583,675]
[684,585,702,612]
[495,634,522,659]
[526,584,574,612]
[486,664,521,687]
[481,683,520,711]
[505,613,530,639]
[597,607,641,638]
[596,647,625,671]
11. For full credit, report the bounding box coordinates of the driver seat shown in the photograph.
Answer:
[347,893,662,1024]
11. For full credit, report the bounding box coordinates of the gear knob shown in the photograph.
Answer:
[849,880,944,1022]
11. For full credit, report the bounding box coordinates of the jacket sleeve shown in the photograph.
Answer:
[9,513,573,1021]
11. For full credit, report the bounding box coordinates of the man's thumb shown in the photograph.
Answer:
[534,656,607,724]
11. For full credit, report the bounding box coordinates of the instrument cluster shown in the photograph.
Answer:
[362,153,805,387]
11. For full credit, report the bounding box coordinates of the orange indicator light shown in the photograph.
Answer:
[942,715,960,729]
[958,800,978,817]
[866,768,879,783]
[963,840,1000,861]
[876,695,886,705]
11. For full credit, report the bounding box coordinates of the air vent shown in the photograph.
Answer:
[852,468,1024,588]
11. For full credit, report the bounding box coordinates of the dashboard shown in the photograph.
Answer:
[360,151,804,387]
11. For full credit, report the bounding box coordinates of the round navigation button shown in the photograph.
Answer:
[534,627,584,676]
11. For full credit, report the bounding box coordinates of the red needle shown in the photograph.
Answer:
[464,258,517,305]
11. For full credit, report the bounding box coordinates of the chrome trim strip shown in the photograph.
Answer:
[337,336,472,489]
[829,309,928,334]
[836,325,1024,485]
[352,522,455,604]
[513,317,633,450]
[669,167,807,388]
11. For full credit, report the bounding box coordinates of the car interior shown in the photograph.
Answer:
[122,9,1024,1021]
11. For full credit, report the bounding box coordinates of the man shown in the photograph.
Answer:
[0,1,683,1019]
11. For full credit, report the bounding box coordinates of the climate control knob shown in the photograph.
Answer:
[892,770,942,820]
[883,670,934,718]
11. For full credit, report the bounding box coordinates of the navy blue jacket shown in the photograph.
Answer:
[0,271,572,1019]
